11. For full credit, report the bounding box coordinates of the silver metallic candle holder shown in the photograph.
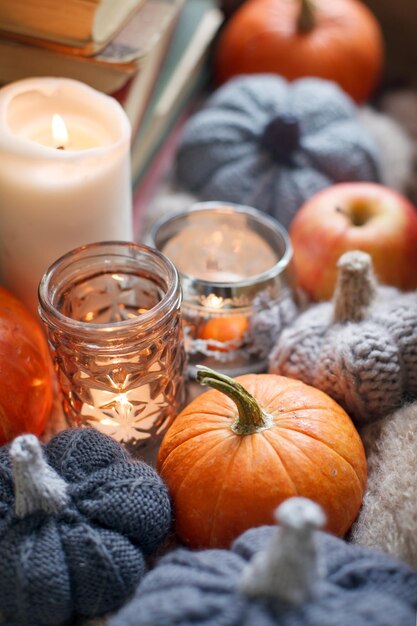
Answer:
[148,202,295,377]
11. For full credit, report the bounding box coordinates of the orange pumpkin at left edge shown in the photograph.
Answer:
[0,287,54,444]
[158,367,367,549]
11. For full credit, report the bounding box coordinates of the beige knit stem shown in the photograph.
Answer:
[10,434,70,518]
[333,251,377,323]
[240,497,326,605]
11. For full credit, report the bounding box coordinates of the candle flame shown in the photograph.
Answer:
[205,294,224,309]
[52,114,69,148]
[115,392,131,406]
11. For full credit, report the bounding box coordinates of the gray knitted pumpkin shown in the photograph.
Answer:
[176,75,381,228]
[269,250,417,424]
[0,428,171,626]
[108,497,417,626]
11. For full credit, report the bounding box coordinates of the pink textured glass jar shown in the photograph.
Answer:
[38,241,186,463]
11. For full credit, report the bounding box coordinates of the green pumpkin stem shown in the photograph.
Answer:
[196,366,271,435]
[240,497,326,605]
[297,0,316,34]
[333,250,377,323]
[10,434,70,518]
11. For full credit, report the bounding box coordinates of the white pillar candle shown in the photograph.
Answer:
[0,77,133,313]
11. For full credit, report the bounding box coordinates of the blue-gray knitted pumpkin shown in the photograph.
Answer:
[108,497,417,626]
[176,75,381,228]
[0,428,171,626]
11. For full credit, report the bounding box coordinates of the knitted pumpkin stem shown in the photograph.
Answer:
[240,497,326,605]
[10,434,70,518]
[196,366,271,435]
[333,250,377,323]
[297,0,316,33]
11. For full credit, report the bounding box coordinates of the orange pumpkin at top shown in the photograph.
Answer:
[0,287,54,445]
[214,0,384,103]
[157,366,367,549]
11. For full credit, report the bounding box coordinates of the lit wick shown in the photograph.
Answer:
[52,114,69,150]
[206,257,219,271]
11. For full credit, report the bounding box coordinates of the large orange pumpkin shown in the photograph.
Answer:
[0,287,54,444]
[158,367,366,549]
[215,0,384,103]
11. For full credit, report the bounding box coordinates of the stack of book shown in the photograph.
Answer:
[131,0,223,183]
[0,0,223,186]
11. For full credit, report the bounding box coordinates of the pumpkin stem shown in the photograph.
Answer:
[10,434,70,518]
[196,366,271,435]
[332,250,377,323]
[240,497,326,605]
[261,114,301,164]
[297,0,316,34]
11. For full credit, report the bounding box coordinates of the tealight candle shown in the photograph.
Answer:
[38,241,187,465]
[0,77,133,312]
[161,212,278,282]
[149,202,294,376]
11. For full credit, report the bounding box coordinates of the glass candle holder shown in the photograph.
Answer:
[148,202,294,377]
[38,241,187,463]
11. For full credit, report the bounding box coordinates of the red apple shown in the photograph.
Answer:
[290,182,417,301]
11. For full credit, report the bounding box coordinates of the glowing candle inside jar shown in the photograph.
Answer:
[38,241,186,464]
[150,203,293,376]
[161,212,278,282]
[204,294,224,309]
[0,77,133,313]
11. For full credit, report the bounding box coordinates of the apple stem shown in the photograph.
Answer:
[333,250,377,323]
[335,205,369,227]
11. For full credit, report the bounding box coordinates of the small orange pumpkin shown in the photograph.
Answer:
[215,0,384,103]
[0,287,54,444]
[157,367,366,549]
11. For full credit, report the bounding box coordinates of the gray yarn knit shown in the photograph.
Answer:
[269,251,417,423]
[176,75,380,228]
[109,498,417,626]
[0,444,13,524]
[0,429,171,626]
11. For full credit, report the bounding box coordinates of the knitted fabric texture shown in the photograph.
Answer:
[108,498,417,626]
[139,100,413,242]
[357,106,414,196]
[175,75,380,229]
[351,401,417,569]
[12,435,70,517]
[269,251,417,423]
[0,429,171,626]
[240,498,326,605]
